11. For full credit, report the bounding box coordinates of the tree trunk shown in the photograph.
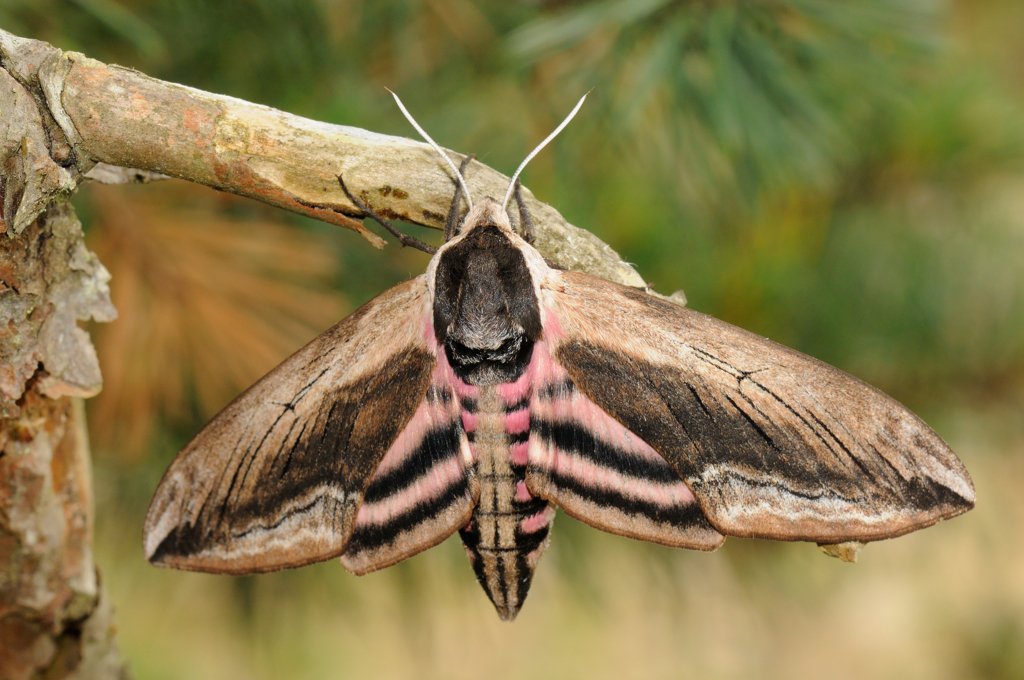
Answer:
[0,203,124,679]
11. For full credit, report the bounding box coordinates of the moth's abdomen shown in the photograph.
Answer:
[459,385,554,621]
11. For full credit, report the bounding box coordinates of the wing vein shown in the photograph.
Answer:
[723,393,776,451]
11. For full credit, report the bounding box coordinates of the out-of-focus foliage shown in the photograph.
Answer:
[508,0,940,216]
[3,0,1023,678]
[82,182,345,458]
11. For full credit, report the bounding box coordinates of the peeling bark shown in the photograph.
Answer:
[0,204,124,678]
[83,163,168,186]
[0,203,117,418]
[0,390,127,680]
[2,32,126,677]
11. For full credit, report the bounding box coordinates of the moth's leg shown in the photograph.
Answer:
[512,178,563,268]
[513,178,536,244]
[338,176,437,254]
[444,154,476,242]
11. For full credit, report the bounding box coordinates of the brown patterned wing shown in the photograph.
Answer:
[543,271,975,544]
[144,276,437,573]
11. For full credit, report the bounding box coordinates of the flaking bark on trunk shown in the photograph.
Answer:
[0,204,123,679]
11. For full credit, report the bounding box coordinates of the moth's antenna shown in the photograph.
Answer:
[502,91,590,210]
[388,89,473,210]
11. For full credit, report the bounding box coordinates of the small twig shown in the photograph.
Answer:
[513,178,536,244]
[84,162,170,185]
[338,176,437,254]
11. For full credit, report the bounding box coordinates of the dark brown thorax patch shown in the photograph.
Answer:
[433,225,541,385]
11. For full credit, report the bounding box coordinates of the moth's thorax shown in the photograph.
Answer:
[430,197,544,386]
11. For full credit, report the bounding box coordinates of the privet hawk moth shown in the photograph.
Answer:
[144,94,974,621]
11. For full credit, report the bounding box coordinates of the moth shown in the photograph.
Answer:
[144,93,975,621]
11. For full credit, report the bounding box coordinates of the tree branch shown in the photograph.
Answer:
[0,28,645,287]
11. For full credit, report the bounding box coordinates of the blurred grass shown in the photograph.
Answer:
[91,409,1020,680]
[2,0,1023,677]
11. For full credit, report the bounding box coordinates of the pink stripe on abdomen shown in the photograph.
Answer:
[521,506,555,534]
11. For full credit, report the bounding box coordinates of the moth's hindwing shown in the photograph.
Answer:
[340,354,478,575]
[523,338,725,550]
[143,276,438,574]
[542,271,975,544]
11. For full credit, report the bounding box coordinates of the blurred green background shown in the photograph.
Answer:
[3,0,1023,678]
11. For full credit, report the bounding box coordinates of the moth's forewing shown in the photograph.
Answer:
[143,277,438,574]
[541,271,975,543]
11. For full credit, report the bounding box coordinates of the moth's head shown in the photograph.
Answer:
[457,197,513,238]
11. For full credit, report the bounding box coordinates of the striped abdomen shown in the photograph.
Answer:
[459,385,554,621]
